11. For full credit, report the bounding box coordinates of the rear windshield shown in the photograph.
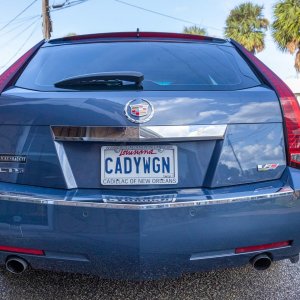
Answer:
[16,41,261,91]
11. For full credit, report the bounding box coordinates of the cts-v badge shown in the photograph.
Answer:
[125,99,154,123]
[257,164,279,171]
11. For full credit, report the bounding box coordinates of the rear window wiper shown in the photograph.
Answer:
[54,71,144,90]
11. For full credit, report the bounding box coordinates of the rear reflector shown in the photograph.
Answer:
[231,40,300,169]
[0,40,44,94]
[0,245,45,256]
[235,241,291,254]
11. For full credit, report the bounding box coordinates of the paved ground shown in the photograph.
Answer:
[0,259,299,300]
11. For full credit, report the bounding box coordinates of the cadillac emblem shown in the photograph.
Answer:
[130,104,148,117]
[124,99,154,123]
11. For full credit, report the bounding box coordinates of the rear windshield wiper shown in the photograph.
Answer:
[54,71,144,90]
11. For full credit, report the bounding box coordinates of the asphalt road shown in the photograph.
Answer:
[0,259,299,300]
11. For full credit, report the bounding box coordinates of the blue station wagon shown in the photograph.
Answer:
[0,32,299,279]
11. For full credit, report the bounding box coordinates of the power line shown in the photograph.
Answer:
[0,14,40,24]
[113,0,200,27]
[0,15,40,38]
[0,0,38,32]
[0,18,41,69]
[0,17,41,47]
[113,0,223,32]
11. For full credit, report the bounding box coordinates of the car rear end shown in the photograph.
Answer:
[0,32,299,279]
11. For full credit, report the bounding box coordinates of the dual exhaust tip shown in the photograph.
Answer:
[2,253,275,274]
[1,252,291,275]
[251,253,272,271]
[5,257,28,274]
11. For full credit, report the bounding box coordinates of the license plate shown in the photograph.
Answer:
[101,145,178,185]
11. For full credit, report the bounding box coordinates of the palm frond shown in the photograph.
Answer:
[183,26,207,36]
[224,2,269,54]
[272,0,300,72]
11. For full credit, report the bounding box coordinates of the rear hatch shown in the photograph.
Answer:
[0,37,286,190]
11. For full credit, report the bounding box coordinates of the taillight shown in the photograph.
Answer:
[232,40,300,169]
[0,40,44,94]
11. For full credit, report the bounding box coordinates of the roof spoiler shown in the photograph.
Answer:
[48,32,226,44]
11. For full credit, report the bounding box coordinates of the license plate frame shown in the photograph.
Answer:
[101,145,178,185]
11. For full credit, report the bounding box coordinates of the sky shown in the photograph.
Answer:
[0,0,298,81]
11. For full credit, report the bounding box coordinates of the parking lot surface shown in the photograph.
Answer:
[0,259,299,300]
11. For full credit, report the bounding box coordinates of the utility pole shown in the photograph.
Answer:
[42,0,52,40]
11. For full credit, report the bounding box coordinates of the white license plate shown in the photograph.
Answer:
[101,145,178,185]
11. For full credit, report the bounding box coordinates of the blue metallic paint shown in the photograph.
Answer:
[0,86,284,189]
[0,50,296,279]
[212,123,286,187]
[0,174,297,279]
[0,123,285,189]
[3,87,281,126]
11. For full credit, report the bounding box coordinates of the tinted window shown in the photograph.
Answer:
[16,42,261,91]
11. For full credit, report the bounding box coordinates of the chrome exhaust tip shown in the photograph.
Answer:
[5,257,28,274]
[251,253,272,271]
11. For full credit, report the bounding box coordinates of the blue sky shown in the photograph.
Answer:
[0,0,298,80]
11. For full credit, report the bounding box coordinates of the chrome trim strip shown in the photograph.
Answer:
[53,141,77,189]
[51,125,227,142]
[190,245,292,261]
[0,189,294,210]
[190,249,235,260]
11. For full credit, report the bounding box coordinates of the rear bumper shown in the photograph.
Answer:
[0,179,299,280]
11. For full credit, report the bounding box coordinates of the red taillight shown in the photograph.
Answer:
[0,40,44,94]
[0,245,44,256]
[235,240,291,254]
[232,40,300,169]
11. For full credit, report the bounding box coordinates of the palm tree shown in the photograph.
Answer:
[183,26,207,36]
[65,32,77,37]
[224,2,269,54]
[272,0,300,72]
